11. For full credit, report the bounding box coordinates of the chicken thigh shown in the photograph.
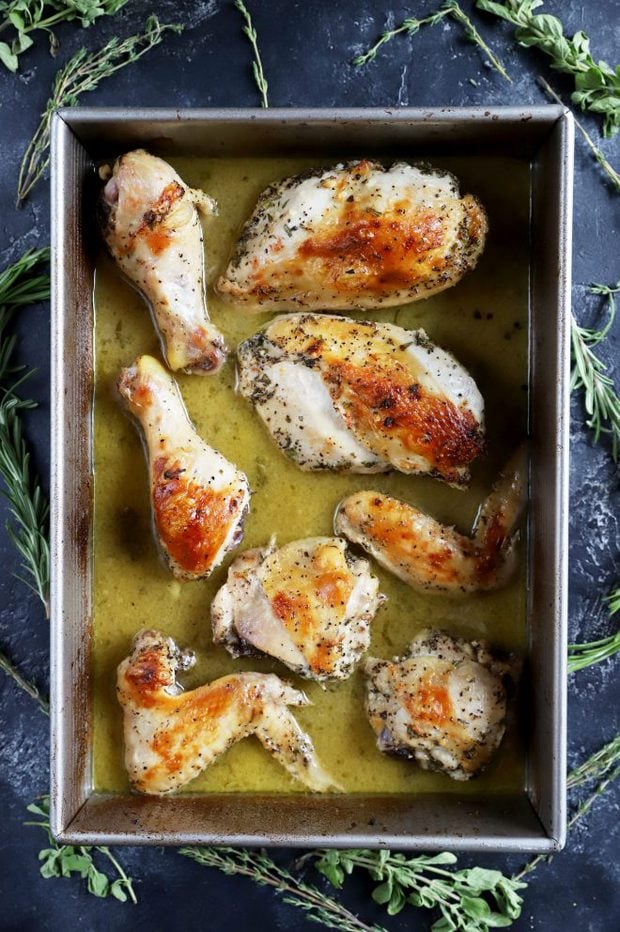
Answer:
[118,355,249,580]
[237,314,484,485]
[117,629,337,794]
[364,629,514,780]
[217,160,487,312]
[212,537,383,682]
[100,149,226,374]
[335,448,526,593]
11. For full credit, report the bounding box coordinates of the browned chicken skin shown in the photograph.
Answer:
[117,629,338,794]
[100,149,226,374]
[117,355,250,580]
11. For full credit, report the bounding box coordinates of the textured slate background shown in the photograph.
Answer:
[0,1,618,929]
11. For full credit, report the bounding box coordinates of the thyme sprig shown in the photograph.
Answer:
[0,646,49,713]
[310,849,525,930]
[26,797,138,903]
[17,15,183,204]
[571,281,620,459]
[538,77,620,194]
[568,586,620,673]
[0,247,50,614]
[354,1,511,83]
[234,0,268,107]
[179,847,386,932]
[476,0,620,137]
[515,733,620,880]
[0,0,128,72]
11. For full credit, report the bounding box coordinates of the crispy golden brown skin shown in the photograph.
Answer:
[335,448,526,593]
[100,149,226,374]
[117,355,249,580]
[217,160,487,312]
[365,629,516,780]
[117,629,338,794]
[237,314,484,485]
[212,537,384,681]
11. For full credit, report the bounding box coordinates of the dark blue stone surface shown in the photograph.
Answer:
[0,2,618,929]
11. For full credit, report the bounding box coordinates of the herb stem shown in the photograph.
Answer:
[0,647,49,714]
[234,0,269,108]
[98,846,138,905]
[17,15,183,204]
[180,847,385,932]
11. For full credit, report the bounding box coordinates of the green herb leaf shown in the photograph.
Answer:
[234,0,269,107]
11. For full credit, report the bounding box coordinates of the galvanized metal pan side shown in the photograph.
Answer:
[527,111,573,849]
[58,105,564,160]
[50,112,95,839]
[61,791,552,852]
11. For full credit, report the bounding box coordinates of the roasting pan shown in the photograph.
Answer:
[50,107,572,850]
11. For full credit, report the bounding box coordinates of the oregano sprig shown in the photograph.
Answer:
[0,0,129,72]
[17,15,183,204]
[476,0,620,137]
[26,797,138,903]
[354,1,511,83]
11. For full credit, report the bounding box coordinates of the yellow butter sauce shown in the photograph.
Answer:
[92,155,530,794]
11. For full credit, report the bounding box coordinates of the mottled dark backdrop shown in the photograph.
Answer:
[0,1,618,929]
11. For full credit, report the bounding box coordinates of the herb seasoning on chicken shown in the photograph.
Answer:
[237,313,485,485]
[117,355,249,580]
[217,160,487,312]
[364,629,516,780]
[212,537,384,682]
[117,629,338,794]
[100,149,227,373]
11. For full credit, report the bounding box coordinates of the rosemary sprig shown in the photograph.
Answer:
[476,0,620,137]
[179,847,386,932]
[234,0,269,107]
[308,850,525,930]
[354,1,511,83]
[26,797,138,903]
[515,733,620,879]
[17,15,183,204]
[0,248,51,614]
[0,0,128,72]
[568,586,620,673]
[0,646,49,714]
[571,281,620,459]
[538,77,620,194]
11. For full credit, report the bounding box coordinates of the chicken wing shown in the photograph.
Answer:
[365,629,514,780]
[217,160,487,312]
[100,149,226,374]
[237,314,484,485]
[212,537,384,682]
[117,629,337,794]
[118,354,249,580]
[335,448,526,593]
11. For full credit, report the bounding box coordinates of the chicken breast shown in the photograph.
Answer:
[212,537,384,682]
[335,448,526,593]
[100,149,226,374]
[117,629,337,794]
[217,160,487,312]
[365,629,514,780]
[118,354,249,580]
[237,314,484,485]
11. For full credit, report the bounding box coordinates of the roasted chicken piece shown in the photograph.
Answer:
[335,448,526,593]
[212,537,383,682]
[117,629,337,794]
[118,355,249,580]
[365,629,514,780]
[237,314,484,485]
[217,160,487,312]
[100,149,226,374]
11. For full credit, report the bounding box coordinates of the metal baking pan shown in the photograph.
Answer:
[50,107,572,850]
